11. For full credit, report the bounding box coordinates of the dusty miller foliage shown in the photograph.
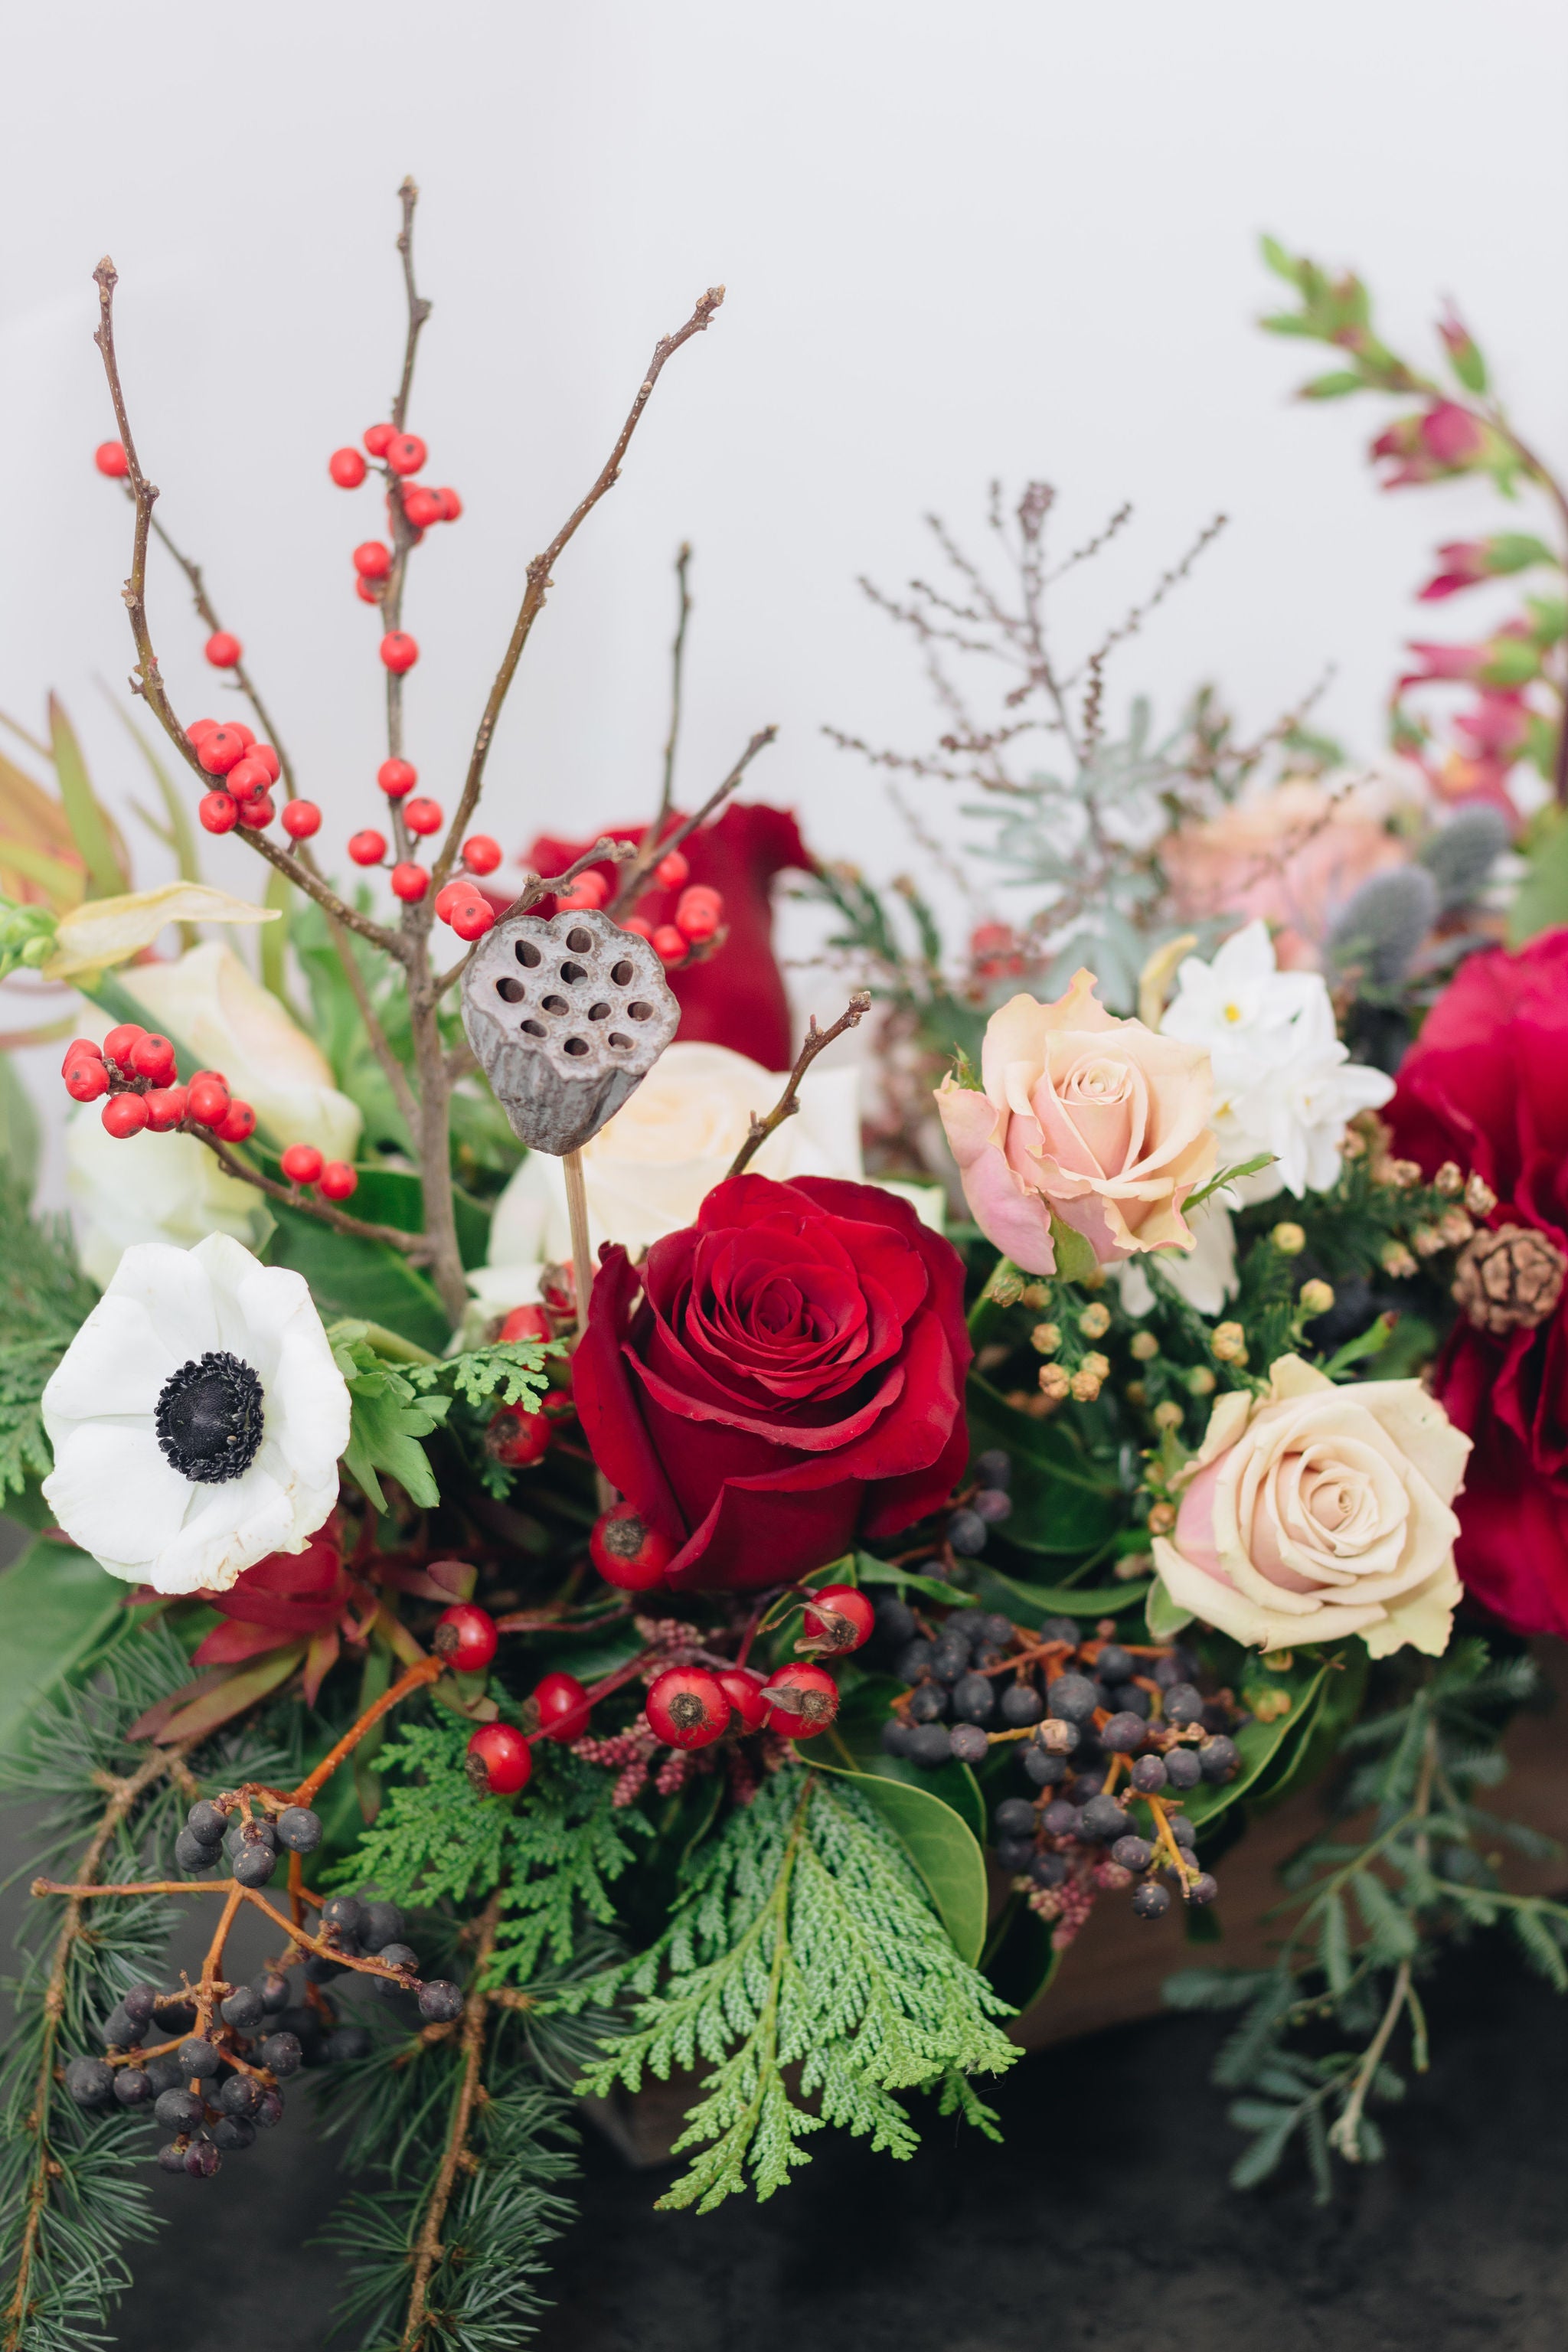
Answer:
[568,1768,1018,2213]
[1165,1642,1568,2200]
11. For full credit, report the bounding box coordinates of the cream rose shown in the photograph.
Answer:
[472,1040,867,1315]
[1153,1356,1469,1657]
[934,967,1216,1276]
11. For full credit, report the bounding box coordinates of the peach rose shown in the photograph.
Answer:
[1161,773,1416,970]
[1153,1356,1469,1657]
[934,969,1216,1276]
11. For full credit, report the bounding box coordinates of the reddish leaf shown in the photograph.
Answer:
[152,1644,306,1744]
[192,1619,298,1670]
[302,1628,341,1707]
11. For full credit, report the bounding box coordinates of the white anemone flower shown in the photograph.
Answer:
[41,1233,350,1596]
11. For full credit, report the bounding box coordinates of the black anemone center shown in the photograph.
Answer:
[154,1351,265,1485]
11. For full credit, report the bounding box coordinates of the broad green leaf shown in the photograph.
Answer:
[1047,1217,1099,1285]
[1182,1656,1334,1833]
[978,1564,1150,1622]
[0,838,84,906]
[811,1753,989,1965]
[0,1054,41,1191]
[48,694,126,900]
[965,1376,1121,1557]
[851,1551,967,1606]
[0,1537,130,1757]
[264,1204,452,1353]
[981,1893,1060,2017]
[828,1675,985,1843]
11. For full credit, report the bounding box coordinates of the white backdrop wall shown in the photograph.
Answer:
[4,0,1567,1090]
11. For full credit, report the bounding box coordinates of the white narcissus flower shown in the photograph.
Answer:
[473,1041,864,1312]
[41,1234,350,1596]
[1160,920,1393,1204]
[1153,1355,1469,1658]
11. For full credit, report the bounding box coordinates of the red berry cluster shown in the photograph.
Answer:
[438,1603,593,1799]
[60,1025,356,1199]
[328,420,462,642]
[644,1657,842,1749]
[548,845,725,972]
[185,719,292,837]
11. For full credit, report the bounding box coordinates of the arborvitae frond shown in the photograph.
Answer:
[574,1767,1017,2212]
[338,1724,648,1972]
[0,1169,97,1499]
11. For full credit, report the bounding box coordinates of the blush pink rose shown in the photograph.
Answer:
[934,967,1216,1277]
[1161,776,1412,970]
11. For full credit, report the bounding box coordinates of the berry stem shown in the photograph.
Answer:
[193,1129,429,1257]
[725,991,874,1179]
[656,540,693,826]
[562,1148,592,1339]
[400,1890,502,2352]
[289,1655,445,1808]
[7,1741,192,2352]
[606,723,778,919]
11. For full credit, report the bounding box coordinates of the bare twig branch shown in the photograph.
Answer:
[726,991,872,1178]
[607,724,777,919]
[430,285,726,899]
[401,1892,504,2351]
[197,1131,430,1258]
[658,541,693,825]
[392,175,434,433]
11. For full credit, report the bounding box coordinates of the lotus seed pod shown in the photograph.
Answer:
[460,909,679,1154]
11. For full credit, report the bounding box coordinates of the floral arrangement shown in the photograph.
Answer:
[2,194,1567,2348]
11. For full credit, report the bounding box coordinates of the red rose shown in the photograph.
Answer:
[1388,928,1568,1634]
[527,802,811,1072]
[573,1173,971,1592]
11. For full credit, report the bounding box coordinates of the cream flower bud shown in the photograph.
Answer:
[1039,1363,1071,1402]
[1298,1279,1335,1315]
[1130,1331,1159,1362]
[1079,1302,1112,1340]
[1271,1222,1306,1256]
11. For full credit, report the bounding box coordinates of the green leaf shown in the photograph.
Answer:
[1300,371,1367,400]
[978,1564,1149,1621]
[826,1676,986,1844]
[47,695,125,900]
[1047,1216,1099,1285]
[1182,1655,1335,1833]
[0,1054,41,1191]
[811,1754,989,1965]
[1186,1153,1276,1214]
[965,1376,1120,1558]
[264,1203,452,1353]
[336,1338,449,1511]
[851,1551,968,1606]
[1508,811,1568,947]
[982,1894,1060,2017]
[0,1537,129,1758]
[1145,1574,1194,1642]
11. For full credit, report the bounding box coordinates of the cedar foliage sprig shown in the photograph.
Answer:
[1165,1641,1568,2200]
[0,1171,98,1502]
[570,1768,1017,2212]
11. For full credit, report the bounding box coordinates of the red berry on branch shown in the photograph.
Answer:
[281,799,321,840]
[328,446,368,487]
[390,861,430,902]
[185,717,218,745]
[621,915,655,942]
[761,1663,840,1739]
[403,485,443,530]
[216,1100,256,1144]
[204,631,243,669]
[355,577,382,605]
[348,829,387,866]
[230,722,256,747]
[353,541,392,580]
[130,1033,176,1085]
[363,423,396,456]
[318,1160,357,1200]
[198,790,239,835]
[143,1085,189,1132]
[654,848,690,890]
[449,897,495,942]
[185,1073,231,1129]
[102,1095,149,1139]
[248,742,279,781]
[435,487,462,521]
[646,1667,727,1751]
[717,1667,769,1733]
[433,881,467,923]
[64,1060,109,1103]
[589,1504,675,1591]
[280,1144,324,1186]
[403,797,442,836]
[435,1602,499,1674]
[94,440,129,479]
[466,1722,532,1797]
[237,793,275,831]
[498,1304,552,1343]
[386,433,426,477]
[377,758,417,798]
[227,755,272,800]
[60,1037,103,1076]
[380,632,419,674]
[675,886,722,942]
[197,727,249,776]
[103,1024,146,1068]
[801,1584,875,1654]
[652,923,686,965]
[534,1671,591,1742]
[486,1403,552,1468]
[461,835,501,875]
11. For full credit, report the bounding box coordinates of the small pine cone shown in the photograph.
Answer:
[1453,1223,1567,1338]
